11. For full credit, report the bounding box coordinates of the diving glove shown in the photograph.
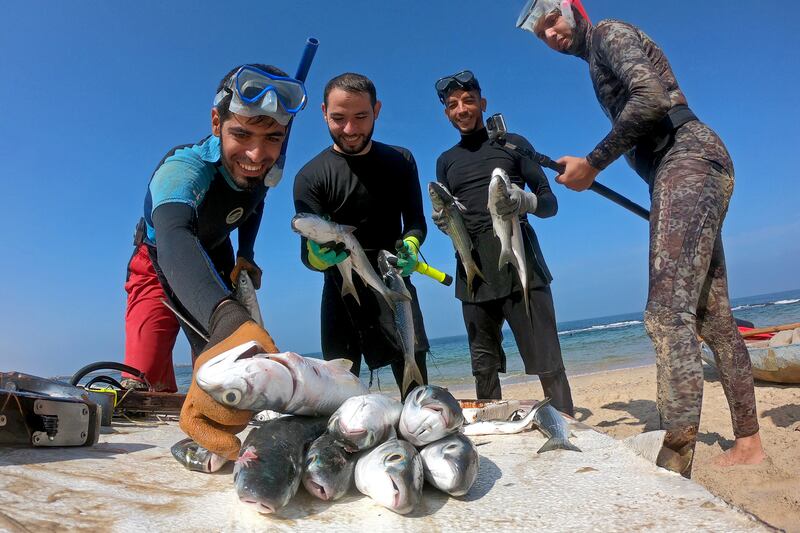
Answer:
[230,256,262,289]
[394,236,420,277]
[179,300,278,460]
[431,209,449,235]
[306,239,350,271]
[496,183,538,220]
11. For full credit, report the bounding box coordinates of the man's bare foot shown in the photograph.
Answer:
[711,432,767,466]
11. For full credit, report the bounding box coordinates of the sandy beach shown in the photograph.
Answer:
[453,364,800,532]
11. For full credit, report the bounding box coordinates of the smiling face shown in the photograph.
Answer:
[211,109,286,189]
[323,87,381,155]
[443,88,486,134]
[534,9,575,53]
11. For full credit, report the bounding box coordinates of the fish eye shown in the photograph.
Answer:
[386,453,403,464]
[445,443,459,452]
[223,389,242,405]
[306,455,318,467]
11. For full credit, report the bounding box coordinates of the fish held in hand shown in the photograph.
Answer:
[377,250,425,396]
[420,433,479,497]
[302,433,358,501]
[327,394,403,452]
[291,213,410,307]
[234,416,328,514]
[399,385,465,447]
[355,438,424,515]
[196,340,367,415]
[428,182,485,293]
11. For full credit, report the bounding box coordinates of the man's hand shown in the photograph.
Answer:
[431,209,449,235]
[394,236,420,277]
[230,257,262,289]
[179,300,278,460]
[495,183,538,220]
[555,156,600,192]
[306,240,350,271]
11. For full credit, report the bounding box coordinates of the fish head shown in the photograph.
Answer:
[399,385,465,446]
[290,212,337,242]
[170,438,228,473]
[428,182,450,210]
[357,439,423,514]
[302,435,354,501]
[195,341,294,411]
[420,433,479,496]
[491,167,511,185]
[328,395,397,451]
[234,444,299,514]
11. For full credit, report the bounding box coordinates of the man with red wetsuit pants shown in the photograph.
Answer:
[123,63,308,459]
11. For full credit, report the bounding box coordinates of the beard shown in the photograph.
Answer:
[450,114,482,135]
[329,123,375,155]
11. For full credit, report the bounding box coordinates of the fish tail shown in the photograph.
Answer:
[537,438,582,454]
[341,279,361,305]
[401,360,425,398]
[466,263,486,294]
[497,247,518,271]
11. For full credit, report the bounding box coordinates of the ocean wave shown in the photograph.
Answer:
[559,320,643,336]
[731,298,799,311]
[774,299,800,305]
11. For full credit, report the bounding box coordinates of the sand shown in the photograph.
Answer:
[453,364,800,532]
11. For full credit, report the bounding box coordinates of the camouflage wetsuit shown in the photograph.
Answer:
[565,17,759,474]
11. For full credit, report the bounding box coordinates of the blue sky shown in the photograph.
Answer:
[1,1,798,376]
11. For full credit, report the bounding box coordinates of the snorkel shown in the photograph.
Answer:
[264,37,320,187]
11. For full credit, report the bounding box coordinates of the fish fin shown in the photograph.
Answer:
[401,360,425,398]
[622,430,666,464]
[537,438,581,454]
[497,248,518,271]
[340,224,358,233]
[328,358,355,372]
[454,199,468,213]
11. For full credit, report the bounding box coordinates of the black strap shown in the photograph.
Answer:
[660,104,697,132]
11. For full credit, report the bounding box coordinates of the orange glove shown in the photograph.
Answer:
[230,256,262,290]
[179,301,277,460]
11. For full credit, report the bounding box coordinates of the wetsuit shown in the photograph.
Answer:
[293,141,429,397]
[125,135,266,391]
[566,17,758,473]
[437,128,573,415]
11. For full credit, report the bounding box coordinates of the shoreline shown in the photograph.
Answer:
[449,362,799,532]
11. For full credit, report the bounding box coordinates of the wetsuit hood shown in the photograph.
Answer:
[563,10,592,59]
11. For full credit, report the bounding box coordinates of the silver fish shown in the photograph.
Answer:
[327,394,403,452]
[531,398,581,453]
[461,400,543,436]
[355,438,424,515]
[488,168,529,316]
[234,416,327,514]
[428,182,485,294]
[419,433,479,497]
[234,270,264,327]
[291,213,410,308]
[196,340,368,415]
[377,250,425,396]
[398,385,465,447]
[170,437,228,473]
[302,433,358,501]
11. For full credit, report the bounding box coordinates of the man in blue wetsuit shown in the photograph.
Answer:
[124,64,308,460]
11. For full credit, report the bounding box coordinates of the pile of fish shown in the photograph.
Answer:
[232,385,478,516]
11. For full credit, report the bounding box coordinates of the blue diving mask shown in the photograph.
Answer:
[213,65,308,125]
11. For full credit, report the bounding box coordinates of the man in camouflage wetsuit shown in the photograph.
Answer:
[516,0,765,476]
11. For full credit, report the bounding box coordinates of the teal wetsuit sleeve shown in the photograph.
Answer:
[149,148,215,212]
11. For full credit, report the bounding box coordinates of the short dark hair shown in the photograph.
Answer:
[323,72,377,107]
[215,63,289,124]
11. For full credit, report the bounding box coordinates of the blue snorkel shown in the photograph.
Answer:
[264,37,320,187]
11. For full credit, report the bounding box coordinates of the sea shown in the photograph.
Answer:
[136,289,800,394]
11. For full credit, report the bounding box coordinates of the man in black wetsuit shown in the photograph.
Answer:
[433,70,574,415]
[516,0,765,473]
[293,72,429,398]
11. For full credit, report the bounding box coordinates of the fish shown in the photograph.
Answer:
[419,433,480,497]
[377,250,425,396]
[354,438,424,515]
[488,168,529,316]
[461,400,544,436]
[196,340,368,415]
[428,182,485,294]
[291,213,410,308]
[170,437,228,473]
[327,394,403,452]
[233,270,264,327]
[302,433,359,501]
[622,430,667,464]
[234,416,328,514]
[530,398,581,453]
[398,385,465,447]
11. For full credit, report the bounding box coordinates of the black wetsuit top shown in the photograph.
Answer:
[436,128,556,302]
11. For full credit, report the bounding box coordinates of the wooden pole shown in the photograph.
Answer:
[740,322,800,339]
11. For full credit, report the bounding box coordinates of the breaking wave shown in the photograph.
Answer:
[559,320,643,336]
